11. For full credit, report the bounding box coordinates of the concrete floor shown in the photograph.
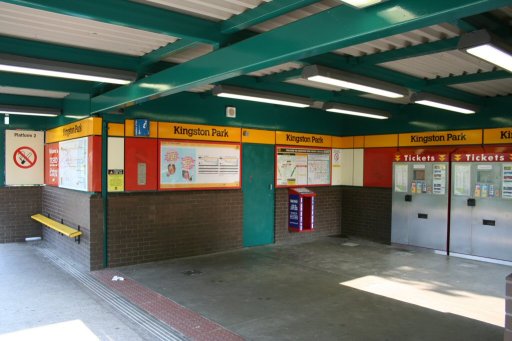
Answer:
[1,237,510,341]
[119,237,509,341]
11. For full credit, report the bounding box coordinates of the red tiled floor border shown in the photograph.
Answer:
[92,269,244,341]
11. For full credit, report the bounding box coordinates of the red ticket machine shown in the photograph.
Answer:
[288,188,316,232]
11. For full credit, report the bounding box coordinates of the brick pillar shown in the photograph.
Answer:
[506,274,512,341]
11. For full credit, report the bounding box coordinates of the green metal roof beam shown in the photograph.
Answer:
[140,40,199,67]
[221,0,321,34]
[426,70,511,86]
[4,0,223,44]
[91,0,510,113]
[0,36,140,71]
[0,72,94,94]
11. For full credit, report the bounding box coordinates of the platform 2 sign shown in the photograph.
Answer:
[5,130,44,185]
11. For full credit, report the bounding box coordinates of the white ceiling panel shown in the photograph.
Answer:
[248,62,303,77]
[0,2,177,56]
[333,24,460,57]
[451,79,512,97]
[163,43,215,63]
[134,0,271,21]
[378,50,496,79]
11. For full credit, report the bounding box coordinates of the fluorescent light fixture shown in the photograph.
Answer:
[303,65,408,99]
[64,115,89,119]
[0,53,136,85]
[458,30,512,72]
[411,93,478,114]
[212,85,313,108]
[0,105,60,117]
[340,0,386,9]
[323,102,390,120]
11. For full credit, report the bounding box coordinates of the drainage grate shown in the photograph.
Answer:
[36,247,188,341]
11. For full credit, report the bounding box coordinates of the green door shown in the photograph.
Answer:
[242,143,275,247]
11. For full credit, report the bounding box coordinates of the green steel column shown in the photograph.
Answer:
[101,118,109,268]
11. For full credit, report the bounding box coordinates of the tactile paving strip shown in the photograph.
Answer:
[93,269,244,341]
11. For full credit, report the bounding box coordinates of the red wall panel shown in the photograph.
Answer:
[125,138,158,191]
[88,136,102,192]
[44,143,59,186]
[363,148,397,188]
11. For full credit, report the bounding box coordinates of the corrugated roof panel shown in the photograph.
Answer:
[187,84,215,93]
[163,43,215,63]
[134,0,271,21]
[378,50,496,79]
[0,2,177,56]
[333,24,460,57]
[450,79,512,97]
[248,62,303,77]
[250,0,341,32]
[0,86,69,98]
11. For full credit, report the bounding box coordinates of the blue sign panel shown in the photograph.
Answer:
[135,119,150,137]
[289,194,301,229]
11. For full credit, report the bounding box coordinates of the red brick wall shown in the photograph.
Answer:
[107,190,243,267]
[275,187,342,243]
[41,186,102,271]
[0,186,42,243]
[341,186,391,243]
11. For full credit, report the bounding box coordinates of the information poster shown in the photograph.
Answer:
[331,149,343,186]
[5,129,44,185]
[108,137,125,192]
[159,141,241,189]
[432,164,447,195]
[276,147,330,187]
[502,163,512,199]
[394,164,408,192]
[59,137,88,191]
[454,164,471,196]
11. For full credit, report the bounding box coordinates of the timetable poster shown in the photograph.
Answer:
[59,137,89,191]
[276,147,331,187]
[159,140,241,189]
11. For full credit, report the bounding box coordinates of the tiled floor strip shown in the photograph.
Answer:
[93,269,244,341]
[36,247,188,341]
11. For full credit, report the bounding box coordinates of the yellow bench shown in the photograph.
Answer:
[31,214,82,243]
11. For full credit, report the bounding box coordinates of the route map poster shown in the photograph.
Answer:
[159,140,241,189]
[276,147,331,187]
[5,129,44,185]
[59,137,88,191]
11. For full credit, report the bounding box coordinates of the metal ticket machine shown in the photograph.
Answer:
[450,151,512,261]
[391,152,449,251]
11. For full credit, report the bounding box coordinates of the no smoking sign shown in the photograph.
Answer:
[13,146,38,169]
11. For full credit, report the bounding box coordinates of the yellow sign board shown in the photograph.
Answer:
[354,136,365,148]
[46,117,102,143]
[332,136,353,149]
[241,129,275,144]
[108,123,124,137]
[484,127,512,144]
[159,122,241,142]
[399,129,482,147]
[276,131,331,147]
[365,134,398,148]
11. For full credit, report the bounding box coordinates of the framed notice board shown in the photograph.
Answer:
[276,146,331,188]
[159,140,241,190]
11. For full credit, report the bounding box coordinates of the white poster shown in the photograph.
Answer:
[5,129,44,185]
[160,141,241,189]
[502,163,512,199]
[331,149,343,186]
[394,164,408,192]
[108,137,125,192]
[276,147,330,187]
[454,164,471,196]
[59,137,89,191]
[432,164,447,195]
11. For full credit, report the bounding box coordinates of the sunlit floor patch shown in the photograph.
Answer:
[0,320,99,341]
[340,275,504,327]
